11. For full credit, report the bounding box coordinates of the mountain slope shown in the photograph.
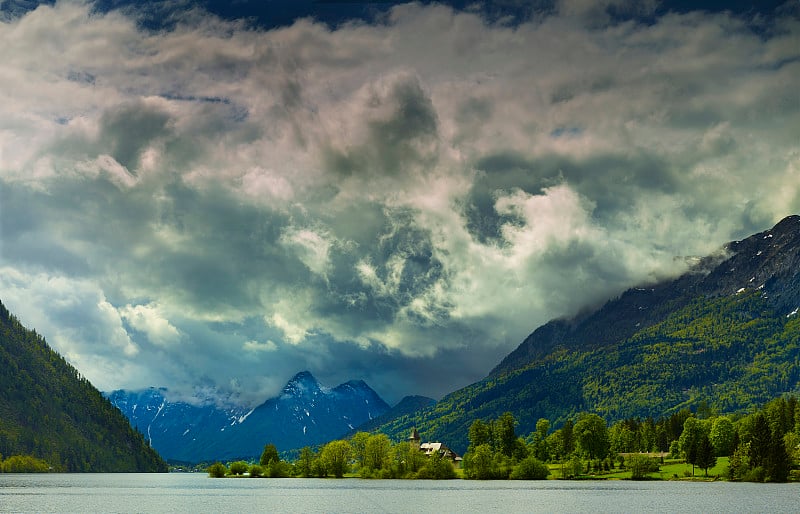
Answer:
[0,301,167,472]
[494,214,800,374]
[373,215,800,454]
[105,387,250,463]
[109,371,390,462]
[347,395,436,436]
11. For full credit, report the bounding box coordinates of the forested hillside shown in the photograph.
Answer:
[373,216,800,454]
[0,301,167,472]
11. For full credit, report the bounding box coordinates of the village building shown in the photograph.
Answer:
[409,428,462,467]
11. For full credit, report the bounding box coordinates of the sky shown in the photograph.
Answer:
[0,0,798,406]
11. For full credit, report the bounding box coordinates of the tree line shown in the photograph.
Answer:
[209,434,458,479]
[208,395,799,482]
[501,396,798,482]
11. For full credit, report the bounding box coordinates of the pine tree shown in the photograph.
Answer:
[260,443,280,466]
[695,434,716,477]
[748,413,771,470]
[766,429,790,482]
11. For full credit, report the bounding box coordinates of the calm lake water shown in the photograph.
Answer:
[0,473,798,513]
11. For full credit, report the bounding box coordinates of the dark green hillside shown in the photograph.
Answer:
[0,301,167,472]
[374,216,800,453]
[349,395,436,436]
[378,291,800,454]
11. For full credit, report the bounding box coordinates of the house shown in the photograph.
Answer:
[409,428,462,467]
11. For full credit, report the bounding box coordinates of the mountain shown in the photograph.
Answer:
[0,300,167,472]
[108,371,390,462]
[493,215,800,375]
[105,387,250,463]
[346,395,436,436]
[372,215,800,454]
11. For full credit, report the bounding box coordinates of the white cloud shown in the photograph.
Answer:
[280,226,335,279]
[240,167,295,202]
[269,309,310,346]
[1,2,798,402]
[243,339,278,353]
[0,267,142,388]
[119,303,181,346]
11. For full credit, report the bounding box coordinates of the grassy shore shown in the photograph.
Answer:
[547,457,730,481]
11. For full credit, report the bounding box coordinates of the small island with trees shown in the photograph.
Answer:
[206,395,799,483]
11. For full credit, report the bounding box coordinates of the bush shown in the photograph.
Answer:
[510,456,550,480]
[267,459,292,478]
[228,461,249,476]
[743,466,767,483]
[416,453,456,479]
[1,455,50,473]
[566,456,584,479]
[207,462,227,478]
[248,464,263,477]
[628,455,659,480]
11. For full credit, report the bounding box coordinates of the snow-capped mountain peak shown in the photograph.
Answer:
[106,371,390,462]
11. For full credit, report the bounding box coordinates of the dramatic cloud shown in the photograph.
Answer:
[1,1,798,404]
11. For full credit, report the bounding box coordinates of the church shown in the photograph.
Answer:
[408,428,462,467]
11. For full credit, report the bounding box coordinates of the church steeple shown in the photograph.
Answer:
[409,427,420,451]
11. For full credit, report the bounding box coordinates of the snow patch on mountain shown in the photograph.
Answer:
[105,371,390,462]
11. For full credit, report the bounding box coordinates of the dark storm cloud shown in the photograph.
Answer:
[1,1,798,403]
[325,75,439,180]
[97,104,172,172]
[464,150,680,244]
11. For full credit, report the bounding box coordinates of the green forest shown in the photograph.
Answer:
[207,395,800,482]
[0,301,167,472]
[372,291,800,453]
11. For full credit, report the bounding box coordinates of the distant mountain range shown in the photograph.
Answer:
[107,371,393,462]
[0,301,167,472]
[373,215,800,454]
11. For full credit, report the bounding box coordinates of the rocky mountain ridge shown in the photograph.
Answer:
[492,215,800,375]
[107,371,390,462]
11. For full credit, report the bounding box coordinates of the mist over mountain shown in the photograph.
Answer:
[108,371,390,462]
[493,215,800,375]
[373,215,800,453]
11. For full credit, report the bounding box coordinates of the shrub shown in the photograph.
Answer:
[1,455,50,473]
[228,461,249,476]
[510,456,550,480]
[248,464,263,478]
[416,453,456,479]
[628,455,659,480]
[566,456,584,479]
[743,466,767,483]
[267,459,292,478]
[207,462,227,478]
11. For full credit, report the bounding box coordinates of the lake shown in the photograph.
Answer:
[1,473,798,513]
